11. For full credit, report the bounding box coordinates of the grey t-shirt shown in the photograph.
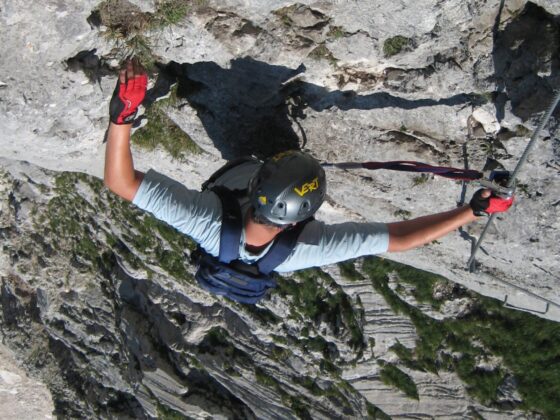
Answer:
[132,162,389,272]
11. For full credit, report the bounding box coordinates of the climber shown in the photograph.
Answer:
[104,60,514,302]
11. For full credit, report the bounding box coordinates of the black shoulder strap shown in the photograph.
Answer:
[202,156,260,191]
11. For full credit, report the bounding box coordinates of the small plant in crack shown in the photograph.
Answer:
[412,174,430,186]
[394,209,412,219]
[309,44,338,65]
[327,26,346,40]
[383,35,413,57]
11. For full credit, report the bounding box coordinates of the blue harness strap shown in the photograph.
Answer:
[256,220,311,274]
[211,185,244,264]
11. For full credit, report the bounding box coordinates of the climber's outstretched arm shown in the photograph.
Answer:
[387,205,477,252]
[104,122,144,201]
[387,190,514,252]
[103,60,147,202]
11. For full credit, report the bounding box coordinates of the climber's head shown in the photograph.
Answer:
[248,150,326,226]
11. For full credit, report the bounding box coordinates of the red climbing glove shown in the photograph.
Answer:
[470,189,514,216]
[109,60,147,125]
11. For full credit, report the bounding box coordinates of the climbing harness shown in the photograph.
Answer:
[192,157,312,304]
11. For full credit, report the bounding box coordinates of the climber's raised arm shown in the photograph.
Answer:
[103,60,147,201]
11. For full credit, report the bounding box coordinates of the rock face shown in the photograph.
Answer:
[0,342,54,418]
[0,0,559,418]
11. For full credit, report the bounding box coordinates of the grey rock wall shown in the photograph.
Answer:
[1,0,559,418]
[1,157,544,419]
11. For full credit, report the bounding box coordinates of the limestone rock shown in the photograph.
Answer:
[0,0,559,418]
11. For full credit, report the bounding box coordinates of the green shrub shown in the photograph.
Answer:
[379,363,419,399]
[383,36,412,57]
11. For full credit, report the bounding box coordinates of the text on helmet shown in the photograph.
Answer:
[294,177,319,197]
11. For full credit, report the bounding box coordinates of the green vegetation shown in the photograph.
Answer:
[308,44,338,65]
[338,260,364,281]
[155,0,191,27]
[287,373,373,418]
[39,173,115,273]
[271,345,292,362]
[276,268,365,354]
[232,301,282,326]
[125,34,157,69]
[515,182,531,198]
[412,173,430,186]
[96,0,204,69]
[289,397,312,419]
[480,91,494,104]
[327,25,346,40]
[383,35,412,57]
[157,401,188,419]
[132,89,201,160]
[296,376,360,414]
[362,256,560,417]
[97,0,195,33]
[393,209,412,219]
[254,367,315,418]
[198,327,252,363]
[34,172,195,283]
[480,138,510,160]
[97,0,150,37]
[30,168,560,418]
[273,5,297,26]
[379,362,419,399]
[514,124,531,137]
[95,0,205,158]
[254,366,280,388]
[367,401,391,419]
[26,171,388,419]
[389,341,428,372]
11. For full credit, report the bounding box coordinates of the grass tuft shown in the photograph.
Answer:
[309,44,338,65]
[383,35,412,57]
[327,26,346,40]
[132,90,201,160]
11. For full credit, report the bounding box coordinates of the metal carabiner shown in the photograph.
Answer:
[478,170,515,198]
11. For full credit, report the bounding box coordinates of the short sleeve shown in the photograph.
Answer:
[274,220,389,272]
[132,169,222,256]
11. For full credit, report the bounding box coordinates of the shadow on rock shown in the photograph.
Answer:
[146,58,306,160]
[147,57,483,160]
[492,2,560,122]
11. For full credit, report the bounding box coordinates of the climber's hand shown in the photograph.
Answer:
[109,59,147,125]
[469,189,514,216]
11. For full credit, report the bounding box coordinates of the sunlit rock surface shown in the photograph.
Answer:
[0,0,559,418]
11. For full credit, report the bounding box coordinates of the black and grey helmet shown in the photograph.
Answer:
[249,150,326,225]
